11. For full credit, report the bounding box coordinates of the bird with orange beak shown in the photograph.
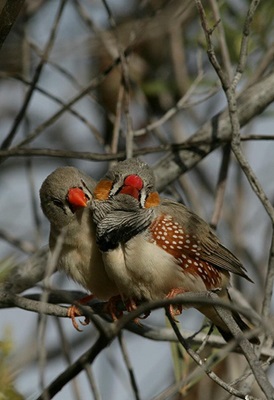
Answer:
[40,166,119,330]
[91,158,258,342]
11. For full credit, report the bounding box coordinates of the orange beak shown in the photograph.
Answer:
[119,174,143,200]
[67,187,87,208]
[119,185,140,199]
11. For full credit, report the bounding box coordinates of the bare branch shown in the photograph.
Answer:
[166,311,249,399]
[118,333,141,400]
[1,0,67,150]
[0,0,25,50]
[35,335,111,400]
[1,247,48,294]
[210,143,231,229]
[232,0,262,89]
[153,70,274,190]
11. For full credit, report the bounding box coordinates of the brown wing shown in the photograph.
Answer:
[157,199,252,282]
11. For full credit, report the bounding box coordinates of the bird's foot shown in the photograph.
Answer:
[166,288,185,321]
[125,298,139,324]
[104,295,124,321]
[125,297,138,312]
[67,294,95,331]
[105,296,151,323]
[125,298,151,323]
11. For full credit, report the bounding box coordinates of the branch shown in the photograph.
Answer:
[166,311,249,399]
[152,70,274,190]
[0,51,273,172]
[212,292,274,399]
[8,288,274,361]
[2,288,274,363]
[0,246,49,294]
[1,0,67,150]
[36,335,111,400]
[2,287,274,399]
[118,333,141,400]
[0,0,25,50]
[196,1,274,395]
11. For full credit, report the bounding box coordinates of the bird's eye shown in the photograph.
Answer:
[52,198,63,208]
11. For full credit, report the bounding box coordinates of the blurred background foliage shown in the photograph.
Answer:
[0,0,274,399]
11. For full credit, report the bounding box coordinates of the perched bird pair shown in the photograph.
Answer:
[40,159,256,342]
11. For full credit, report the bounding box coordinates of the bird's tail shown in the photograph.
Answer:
[198,289,259,344]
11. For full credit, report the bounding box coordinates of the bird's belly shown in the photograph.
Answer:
[102,246,132,297]
[120,234,208,300]
[57,235,118,300]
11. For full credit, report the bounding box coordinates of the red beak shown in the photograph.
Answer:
[119,185,140,199]
[119,174,143,200]
[67,188,87,208]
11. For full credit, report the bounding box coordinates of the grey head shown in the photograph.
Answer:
[105,158,156,208]
[40,166,96,230]
[93,159,156,251]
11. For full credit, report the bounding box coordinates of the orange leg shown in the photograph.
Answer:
[166,288,186,320]
[125,297,138,312]
[125,298,140,324]
[104,296,151,322]
[67,294,95,331]
[104,295,124,321]
[125,298,151,320]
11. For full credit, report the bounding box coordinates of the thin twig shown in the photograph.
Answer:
[0,229,36,254]
[38,229,67,399]
[35,335,111,400]
[1,73,105,143]
[0,0,25,50]
[54,318,82,400]
[261,232,274,319]
[134,71,206,137]
[111,83,124,155]
[247,42,274,86]
[84,363,102,400]
[2,288,274,361]
[101,0,134,159]
[1,0,67,150]
[208,0,232,80]
[196,1,274,397]
[166,311,249,399]
[210,143,231,229]
[3,46,133,154]
[232,0,261,90]
[213,293,274,399]
[118,333,141,400]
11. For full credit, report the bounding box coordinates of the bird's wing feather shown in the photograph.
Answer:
[158,199,252,281]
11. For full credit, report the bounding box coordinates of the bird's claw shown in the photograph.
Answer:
[105,296,151,323]
[67,305,89,332]
[167,305,181,322]
[125,298,151,323]
[80,316,90,326]
[166,288,185,322]
[104,295,124,321]
[67,294,94,331]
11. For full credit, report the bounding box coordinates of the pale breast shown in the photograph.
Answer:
[102,246,131,296]
[123,233,210,300]
[53,208,118,300]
